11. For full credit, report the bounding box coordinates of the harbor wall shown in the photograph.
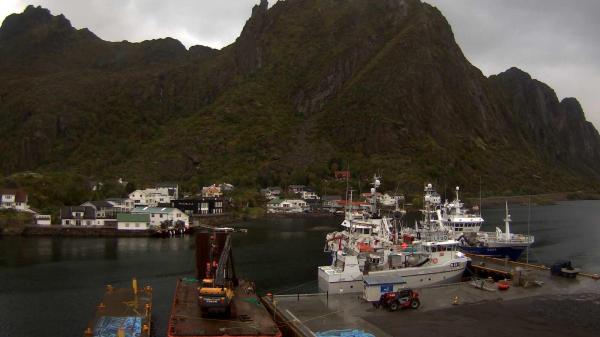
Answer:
[22,225,153,237]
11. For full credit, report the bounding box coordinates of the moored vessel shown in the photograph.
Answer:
[318,176,469,294]
[167,231,281,337]
[84,279,152,337]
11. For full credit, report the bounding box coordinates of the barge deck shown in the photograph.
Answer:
[84,280,152,337]
[168,278,281,337]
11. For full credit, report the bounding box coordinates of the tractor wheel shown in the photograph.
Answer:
[389,301,399,312]
[410,299,420,309]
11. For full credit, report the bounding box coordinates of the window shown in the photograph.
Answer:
[125,223,129,228]
[135,223,140,228]
[65,220,70,225]
[160,214,163,218]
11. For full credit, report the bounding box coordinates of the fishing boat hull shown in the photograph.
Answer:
[318,256,469,294]
[459,245,526,261]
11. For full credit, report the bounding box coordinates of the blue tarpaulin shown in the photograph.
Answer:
[316,329,376,337]
[94,316,142,337]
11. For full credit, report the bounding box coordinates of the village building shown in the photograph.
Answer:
[106,198,135,213]
[299,187,320,200]
[201,184,222,197]
[171,197,225,216]
[34,214,52,226]
[117,213,151,231]
[154,183,180,199]
[60,206,97,226]
[219,183,234,192]
[334,170,351,180]
[260,187,282,200]
[266,198,309,214]
[129,186,177,207]
[287,185,306,194]
[0,189,30,211]
[131,207,189,228]
[321,195,343,212]
[81,201,116,218]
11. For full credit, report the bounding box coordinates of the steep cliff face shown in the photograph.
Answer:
[490,68,600,177]
[0,1,599,193]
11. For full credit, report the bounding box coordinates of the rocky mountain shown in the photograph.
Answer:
[1,0,599,195]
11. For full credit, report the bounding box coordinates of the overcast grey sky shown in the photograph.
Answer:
[1,0,598,128]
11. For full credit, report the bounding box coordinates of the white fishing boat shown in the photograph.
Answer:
[415,183,534,261]
[318,176,469,294]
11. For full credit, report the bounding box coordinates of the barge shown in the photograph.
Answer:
[83,279,152,337]
[167,232,281,337]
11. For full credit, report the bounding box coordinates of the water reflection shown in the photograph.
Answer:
[0,203,599,337]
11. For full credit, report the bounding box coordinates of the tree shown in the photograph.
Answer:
[125,181,136,194]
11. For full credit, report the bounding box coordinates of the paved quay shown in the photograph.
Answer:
[264,258,600,337]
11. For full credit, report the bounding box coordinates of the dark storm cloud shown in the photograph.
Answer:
[1,0,598,127]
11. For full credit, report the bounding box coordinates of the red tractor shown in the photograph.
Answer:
[375,289,420,311]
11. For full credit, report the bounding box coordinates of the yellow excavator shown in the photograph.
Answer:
[198,233,237,316]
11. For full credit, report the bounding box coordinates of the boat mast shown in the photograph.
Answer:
[527,195,531,263]
[504,201,511,240]
[479,176,482,217]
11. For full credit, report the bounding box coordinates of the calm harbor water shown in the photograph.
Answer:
[1,200,599,337]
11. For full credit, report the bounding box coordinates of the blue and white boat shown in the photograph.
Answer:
[411,184,534,261]
[456,202,534,261]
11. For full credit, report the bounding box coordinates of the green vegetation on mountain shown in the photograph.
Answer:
[1,0,599,201]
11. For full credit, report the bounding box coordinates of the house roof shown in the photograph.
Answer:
[117,213,150,222]
[363,273,406,285]
[132,206,180,214]
[83,200,114,209]
[0,188,28,203]
[60,206,96,219]
[336,200,369,206]
[155,182,178,188]
[322,195,342,201]
[267,198,283,205]
[106,198,128,202]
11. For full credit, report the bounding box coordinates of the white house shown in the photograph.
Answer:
[117,213,151,231]
[81,201,117,226]
[379,194,406,207]
[131,207,189,228]
[261,187,282,200]
[266,199,309,214]
[106,198,135,212]
[129,188,175,207]
[0,189,29,211]
[300,189,320,200]
[34,214,52,226]
[60,206,97,226]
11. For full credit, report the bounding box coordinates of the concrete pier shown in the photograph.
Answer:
[264,258,600,337]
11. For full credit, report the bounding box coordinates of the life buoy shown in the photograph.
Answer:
[432,258,438,264]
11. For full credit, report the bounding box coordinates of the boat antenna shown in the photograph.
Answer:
[479,175,482,217]
[527,195,531,263]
